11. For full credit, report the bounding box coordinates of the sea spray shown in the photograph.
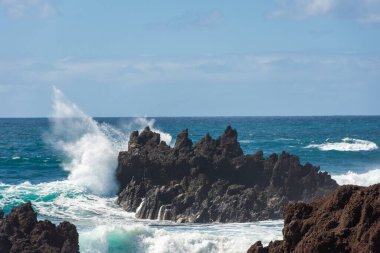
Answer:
[119,117,173,146]
[48,87,122,196]
[333,168,380,186]
[47,87,173,196]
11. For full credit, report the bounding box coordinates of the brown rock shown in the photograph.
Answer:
[247,184,380,253]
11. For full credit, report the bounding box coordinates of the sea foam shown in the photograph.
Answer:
[333,168,380,186]
[0,181,133,220]
[306,138,378,151]
[79,221,283,253]
[0,180,283,253]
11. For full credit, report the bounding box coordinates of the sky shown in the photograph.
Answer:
[0,0,380,117]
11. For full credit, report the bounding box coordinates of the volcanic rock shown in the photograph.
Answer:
[0,202,79,253]
[116,126,338,223]
[247,184,380,253]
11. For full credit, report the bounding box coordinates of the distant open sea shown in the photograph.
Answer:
[1,115,380,252]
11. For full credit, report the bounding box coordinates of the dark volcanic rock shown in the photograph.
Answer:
[247,184,380,253]
[116,126,338,223]
[0,202,79,253]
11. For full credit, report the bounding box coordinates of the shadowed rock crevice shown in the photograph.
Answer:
[116,126,338,223]
[247,184,380,253]
[0,202,79,253]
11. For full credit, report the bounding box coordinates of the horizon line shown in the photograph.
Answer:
[0,114,380,119]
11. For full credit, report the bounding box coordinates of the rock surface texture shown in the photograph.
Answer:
[247,184,380,253]
[116,126,338,223]
[0,202,79,253]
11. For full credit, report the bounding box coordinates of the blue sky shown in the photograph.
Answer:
[0,0,380,117]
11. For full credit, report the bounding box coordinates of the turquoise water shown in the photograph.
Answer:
[1,105,380,252]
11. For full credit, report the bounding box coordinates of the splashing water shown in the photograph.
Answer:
[333,168,380,186]
[47,87,172,196]
[48,87,122,195]
[120,117,173,145]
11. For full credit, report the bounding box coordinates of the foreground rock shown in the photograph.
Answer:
[0,202,79,253]
[248,184,380,253]
[116,126,338,223]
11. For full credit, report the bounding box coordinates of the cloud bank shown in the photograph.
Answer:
[0,0,57,18]
[271,0,380,24]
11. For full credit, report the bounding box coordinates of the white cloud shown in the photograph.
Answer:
[147,10,223,31]
[271,0,380,23]
[358,13,380,23]
[303,0,336,16]
[0,0,57,18]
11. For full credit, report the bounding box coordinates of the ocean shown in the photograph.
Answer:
[1,92,379,252]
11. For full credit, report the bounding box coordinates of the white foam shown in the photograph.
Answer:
[0,180,283,253]
[0,180,134,225]
[306,138,378,151]
[333,168,380,186]
[239,140,255,144]
[79,221,283,253]
[48,87,125,196]
[48,87,173,195]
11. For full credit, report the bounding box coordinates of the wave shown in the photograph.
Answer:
[79,221,283,253]
[0,180,283,253]
[47,87,172,196]
[333,168,380,186]
[305,138,378,151]
[0,180,134,224]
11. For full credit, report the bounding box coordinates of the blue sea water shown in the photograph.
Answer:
[1,107,380,252]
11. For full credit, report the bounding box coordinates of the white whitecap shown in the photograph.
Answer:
[239,140,255,144]
[305,138,378,151]
[333,168,380,186]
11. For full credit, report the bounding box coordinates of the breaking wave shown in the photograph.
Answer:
[333,168,380,186]
[0,180,283,253]
[79,221,283,253]
[306,138,378,151]
[47,87,172,196]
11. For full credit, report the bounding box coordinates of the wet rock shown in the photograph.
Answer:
[248,184,380,253]
[116,126,338,223]
[0,202,79,253]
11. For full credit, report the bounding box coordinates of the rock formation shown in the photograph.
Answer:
[0,202,79,253]
[116,126,338,223]
[247,184,380,253]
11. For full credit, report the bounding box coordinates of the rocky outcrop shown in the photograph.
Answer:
[0,202,79,253]
[247,184,380,253]
[116,126,338,223]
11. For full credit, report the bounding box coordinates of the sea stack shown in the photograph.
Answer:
[116,126,338,223]
[247,184,380,253]
[0,202,79,253]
